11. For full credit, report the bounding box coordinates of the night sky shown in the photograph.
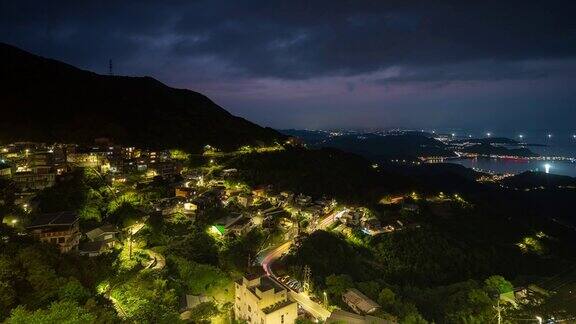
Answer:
[1,1,575,130]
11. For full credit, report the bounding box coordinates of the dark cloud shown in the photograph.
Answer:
[371,59,576,86]
[1,0,575,79]
[1,0,575,129]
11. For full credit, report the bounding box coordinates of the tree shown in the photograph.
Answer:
[6,300,95,324]
[325,274,354,297]
[401,312,428,324]
[0,178,16,210]
[16,246,65,308]
[484,275,513,296]
[58,278,91,304]
[187,301,219,323]
[170,256,230,295]
[0,255,18,282]
[377,288,396,308]
[357,281,380,300]
[0,281,16,319]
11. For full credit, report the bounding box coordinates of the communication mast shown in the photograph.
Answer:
[303,265,311,294]
[108,59,114,76]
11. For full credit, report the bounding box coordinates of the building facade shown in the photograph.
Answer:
[235,275,298,324]
[26,211,81,253]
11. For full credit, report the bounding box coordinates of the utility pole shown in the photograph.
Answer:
[129,233,133,260]
[493,298,502,324]
[303,265,311,294]
[108,59,113,76]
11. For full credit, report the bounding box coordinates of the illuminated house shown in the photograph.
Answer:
[0,161,13,177]
[12,172,56,191]
[26,211,81,253]
[67,151,109,171]
[234,274,297,324]
[342,288,381,314]
[80,224,119,257]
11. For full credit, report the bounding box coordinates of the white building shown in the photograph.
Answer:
[234,274,298,324]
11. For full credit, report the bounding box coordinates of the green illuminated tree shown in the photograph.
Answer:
[6,300,95,324]
[58,278,91,304]
[325,274,354,297]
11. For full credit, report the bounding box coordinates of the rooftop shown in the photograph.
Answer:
[86,224,118,241]
[257,276,285,294]
[343,288,381,314]
[27,211,78,229]
[262,299,295,314]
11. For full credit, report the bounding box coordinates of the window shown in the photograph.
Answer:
[281,315,284,323]
[58,237,65,243]
[50,238,57,244]
[248,306,251,312]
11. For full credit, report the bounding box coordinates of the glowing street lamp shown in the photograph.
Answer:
[547,134,552,139]
[518,134,524,140]
[486,132,492,137]
[544,163,551,174]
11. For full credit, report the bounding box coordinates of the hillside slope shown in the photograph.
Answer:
[0,42,283,151]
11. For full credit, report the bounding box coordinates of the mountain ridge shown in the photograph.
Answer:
[0,42,284,151]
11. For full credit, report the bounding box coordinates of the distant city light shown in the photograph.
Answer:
[486,132,492,137]
[547,134,552,138]
[572,134,576,139]
[544,163,551,174]
[518,134,524,139]
[468,134,472,138]
[451,133,455,137]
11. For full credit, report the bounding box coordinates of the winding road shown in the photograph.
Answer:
[258,209,348,321]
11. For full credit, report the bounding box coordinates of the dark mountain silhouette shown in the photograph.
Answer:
[0,42,284,151]
[501,171,576,189]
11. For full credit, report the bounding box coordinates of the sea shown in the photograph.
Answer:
[434,129,576,177]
